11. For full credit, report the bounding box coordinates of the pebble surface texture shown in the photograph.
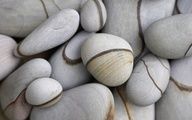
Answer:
[144,14,192,59]
[25,78,63,107]
[80,0,107,32]
[50,31,93,90]
[0,58,51,120]
[81,33,134,86]
[176,0,192,14]
[102,0,143,57]
[30,83,115,120]
[156,56,192,120]
[14,9,79,57]
[0,0,87,37]
[113,88,155,120]
[126,54,170,106]
[0,35,20,81]
[0,0,192,119]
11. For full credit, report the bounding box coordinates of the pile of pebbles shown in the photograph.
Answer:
[0,0,192,120]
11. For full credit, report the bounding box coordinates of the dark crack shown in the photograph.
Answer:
[184,43,192,56]
[170,77,192,92]
[141,59,163,95]
[52,0,61,10]
[93,0,104,29]
[116,88,132,120]
[175,0,181,14]
[154,56,169,71]
[40,0,49,18]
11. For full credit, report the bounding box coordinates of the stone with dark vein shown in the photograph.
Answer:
[49,31,93,90]
[30,83,115,120]
[125,54,170,106]
[156,55,192,120]
[113,87,155,120]
[144,14,192,59]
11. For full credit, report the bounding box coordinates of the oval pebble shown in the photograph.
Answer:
[126,54,170,106]
[80,0,107,32]
[81,33,134,86]
[144,14,192,59]
[25,78,63,107]
[14,9,79,57]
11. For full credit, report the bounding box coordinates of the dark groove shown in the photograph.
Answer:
[35,92,62,107]
[137,0,144,40]
[184,43,192,56]
[135,0,145,58]
[4,89,26,111]
[40,0,49,18]
[86,49,133,67]
[154,56,169,70]
[170,77,192,92]
[62,41,82,65]
[93,0,104,29]
[116,88,132,120]
[106,101,115,120]
[175,0,181,14]
[52,0,61,10]
[141,59,163,95]
[15,42,28,57]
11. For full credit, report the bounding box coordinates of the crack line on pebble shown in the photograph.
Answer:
[39,0,49,18]
[116,88,132,120]
[137,0,144,40]
[52,0,61,10]
[4,89,27,111]
[154,56,169,71]
[136,0,145,58]
[170,77,192,92]
[62,41,82,65]
[93,0,104,29]
[175,0,181,14]
[184,43,192,56]
[141,59,163,95]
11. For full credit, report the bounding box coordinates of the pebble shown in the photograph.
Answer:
[144,14,192,59]
[14,9,79,57]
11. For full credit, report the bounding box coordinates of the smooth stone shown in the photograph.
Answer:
[126,54,170,106]
[25,78,63,107]
[50,31,93,90]
[144,14,192,59]
[102,0,143,57]
[81,33,134,87]
[0,34,20,81]
[140,0,175,32]
[113,88,155,120]
[80,0,107,32]
[30,83,115,120]
[102,0,175,57]
[0,58,51,120]
[156,55,192,120]
[177,0,192,14]
[0,0,87,37]
[14,9,79,57]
